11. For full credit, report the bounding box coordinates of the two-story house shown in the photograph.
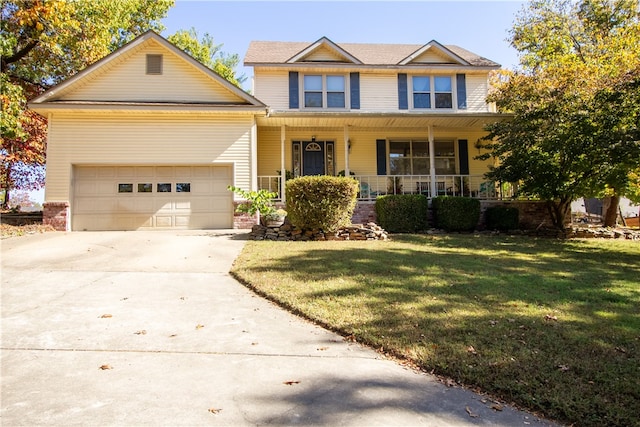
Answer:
[30,31,504,231]
[247,37,503,206]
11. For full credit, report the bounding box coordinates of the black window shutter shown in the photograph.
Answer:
[456,74,467,110]
[289,71,299,109]
[376,139,387,175]
[458,139,469,175]
[398,74,408,110]
[350,72,360,109]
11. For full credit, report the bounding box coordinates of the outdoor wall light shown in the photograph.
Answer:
[311,136,316,142]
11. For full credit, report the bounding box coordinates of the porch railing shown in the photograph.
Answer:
[257,175,516,201]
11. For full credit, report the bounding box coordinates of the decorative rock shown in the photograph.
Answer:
[248,221,390,241]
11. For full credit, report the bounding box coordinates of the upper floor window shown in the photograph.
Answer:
[411,75,452,109]
[304,74,345,108]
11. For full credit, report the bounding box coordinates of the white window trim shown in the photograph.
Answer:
[386,138,458,175]
[409,74,456,111]
[301,74,349,110]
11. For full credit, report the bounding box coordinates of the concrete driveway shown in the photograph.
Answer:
[1,231,557,426]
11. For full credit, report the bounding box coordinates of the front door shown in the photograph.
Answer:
[303,141,325,175]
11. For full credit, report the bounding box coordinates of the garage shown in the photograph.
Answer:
[72,165,233,231]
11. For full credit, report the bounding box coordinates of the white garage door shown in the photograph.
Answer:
[73,165,233,231]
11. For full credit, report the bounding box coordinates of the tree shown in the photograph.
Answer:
[167,28,246,88]
[481,0,640,229]
[1,0,173,208]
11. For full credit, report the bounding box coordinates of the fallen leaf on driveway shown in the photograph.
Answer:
[134,330,147,335]
[317,346,329,351]
[491,404,504,411]
[283,381,300,385]
[99,314,112,318]
[99,365,113,370]
[465,406,479,418]
[196,324,205,330]
[208,408,222,414]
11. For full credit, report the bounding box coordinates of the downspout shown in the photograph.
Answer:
[429,124,436,198]
[280,125,286,204]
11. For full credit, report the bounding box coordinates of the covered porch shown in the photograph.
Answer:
[254,113,507,202]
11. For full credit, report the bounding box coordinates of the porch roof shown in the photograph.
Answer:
[256,111,509,130]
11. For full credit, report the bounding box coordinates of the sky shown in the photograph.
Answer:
[161,0,527,91]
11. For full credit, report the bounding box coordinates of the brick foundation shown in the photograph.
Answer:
[352,202,377,224]
[43,201,70,231]
[232,201,258,229]
[353,199,564,231]
[479,200,567,230]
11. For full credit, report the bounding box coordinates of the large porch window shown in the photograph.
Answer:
[389,140,429,175]
[388,139,456,175]
[434,140,456,174]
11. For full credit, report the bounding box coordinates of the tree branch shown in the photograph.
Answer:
[0,40,40,71]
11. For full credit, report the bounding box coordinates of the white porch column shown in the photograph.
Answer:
[251,118,258,191]
[344,125,350,176]
[280,125,286,204]
[429,125,436,198]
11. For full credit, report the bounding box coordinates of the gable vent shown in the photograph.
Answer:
[146,54,163,75]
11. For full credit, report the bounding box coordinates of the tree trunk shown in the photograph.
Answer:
[547,197,572,231]
[603,195,620,227]
[1,187,9,210]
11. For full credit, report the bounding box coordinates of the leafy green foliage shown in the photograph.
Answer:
[375,194,428,233]
[432,197,480,232]
[228,185,278,219]
[482,0,640,228]
[1,0,174,207]
[285,176,358,233]
[484,206,520,230]
[167,27,245,87]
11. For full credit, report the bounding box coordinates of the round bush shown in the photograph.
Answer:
[285,176,358,232]
[375,194,428,233]
[432,196,480,232]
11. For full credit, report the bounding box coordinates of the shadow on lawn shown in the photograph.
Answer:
[235,235,640,427]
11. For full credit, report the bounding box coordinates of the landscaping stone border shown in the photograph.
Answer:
[249,222,389,241]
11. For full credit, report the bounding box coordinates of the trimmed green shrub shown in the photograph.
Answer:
[485,206,519,231]
[375,194,428,233]
[285,176,358,232]
[432,196,480,232]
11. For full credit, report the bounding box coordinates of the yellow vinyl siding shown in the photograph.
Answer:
[410,50,456,64]
[253,71,290,111]
[466,74,490,112]
[253,69,492,113]
[256,127,494,178]
[45,113,253,202]
[360,74,398,112]
[303,45,348,62]
[62,42,242,104]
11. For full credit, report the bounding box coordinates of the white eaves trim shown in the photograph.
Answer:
[398,40,471,66]
[30,31,265,108]
[286,36,363,64]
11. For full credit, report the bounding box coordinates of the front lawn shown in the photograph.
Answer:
[231,234,640,427]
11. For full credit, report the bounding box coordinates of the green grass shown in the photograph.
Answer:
[231,235,640,427]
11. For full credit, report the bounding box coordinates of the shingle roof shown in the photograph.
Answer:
[244,39,500,68]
